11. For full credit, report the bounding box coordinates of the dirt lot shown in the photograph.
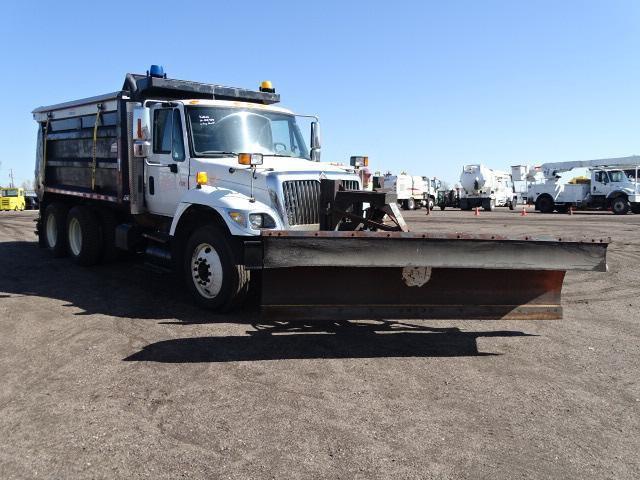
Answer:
[0,208,638,479]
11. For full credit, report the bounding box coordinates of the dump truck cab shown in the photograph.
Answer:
[137,97,360,235]
[0,188,26,211]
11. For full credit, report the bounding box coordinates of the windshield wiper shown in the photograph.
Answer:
[198,151,238,156]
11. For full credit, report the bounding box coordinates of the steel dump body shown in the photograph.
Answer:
[257,231,609,320]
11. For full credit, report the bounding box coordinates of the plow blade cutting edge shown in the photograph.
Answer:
[253,231,609,321]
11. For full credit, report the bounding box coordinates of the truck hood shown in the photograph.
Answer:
[260,156,354,174]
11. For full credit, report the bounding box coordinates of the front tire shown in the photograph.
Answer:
[183,225,249,312]
[611,197,630,215]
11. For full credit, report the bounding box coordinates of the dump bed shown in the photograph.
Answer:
[32,93,125,203]
[32,71,280,206]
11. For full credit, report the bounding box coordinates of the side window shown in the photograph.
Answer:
[153,109,186,161]
[172,109,185,162]
[153,109,172,154]
[594,171,603,183]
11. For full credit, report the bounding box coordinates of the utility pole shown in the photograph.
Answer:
[9,169,15,188]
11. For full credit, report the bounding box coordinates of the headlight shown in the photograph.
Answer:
[249,213,276,229]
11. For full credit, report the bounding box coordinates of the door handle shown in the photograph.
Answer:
[145,159,178,173]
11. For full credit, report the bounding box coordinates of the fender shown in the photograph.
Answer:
[606,190,628,200]
[169,185,284,237]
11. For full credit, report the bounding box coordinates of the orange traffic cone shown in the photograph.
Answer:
[474,207,480,216]
[521,206,527,216]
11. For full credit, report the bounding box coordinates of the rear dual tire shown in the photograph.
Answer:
[536,195,555,214]
[66,206,103,266]
[42,204,104,265]
[43,203,69,257]
[402,198,416,210]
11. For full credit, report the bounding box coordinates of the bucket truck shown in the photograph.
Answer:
[527,156,640,214]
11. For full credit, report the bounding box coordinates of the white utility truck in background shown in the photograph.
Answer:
[420,176,441,210]
[526,156,640,214]
[30,66,609,320]
[376,173,439,210]
[459,164,516,211]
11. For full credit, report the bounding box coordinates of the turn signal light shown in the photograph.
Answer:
[238,153,264,166]
[350,156,369,167]
[196,171,208,186]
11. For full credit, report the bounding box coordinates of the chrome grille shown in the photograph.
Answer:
[282,180,320,225]
[342,180,359,191]
[282,179,361,226]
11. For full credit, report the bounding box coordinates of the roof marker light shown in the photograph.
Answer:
[259,80,275,93]
[149,65,165,78]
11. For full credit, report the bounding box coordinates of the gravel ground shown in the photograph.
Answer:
[0,208,638,479]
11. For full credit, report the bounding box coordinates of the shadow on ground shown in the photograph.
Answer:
[0,241,536,361]
[123,320,535,362]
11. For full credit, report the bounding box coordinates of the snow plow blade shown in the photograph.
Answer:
[251,231,609,321]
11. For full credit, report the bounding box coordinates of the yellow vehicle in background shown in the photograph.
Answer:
[0,187,26,211]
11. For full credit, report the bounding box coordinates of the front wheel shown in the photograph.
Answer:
[611,197,630,215]
[183,225,249,311]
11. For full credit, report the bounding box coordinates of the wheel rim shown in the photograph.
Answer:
[191,243,223,299]
[68,217,82,256]
[45,213,57,247]
[613,200,625,213]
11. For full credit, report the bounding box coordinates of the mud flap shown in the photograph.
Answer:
[257,231,609,321]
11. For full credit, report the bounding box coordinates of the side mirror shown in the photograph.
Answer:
[132,106,151,140]
[310,121,321,162]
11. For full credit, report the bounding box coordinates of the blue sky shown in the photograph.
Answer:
[1,0,639,188]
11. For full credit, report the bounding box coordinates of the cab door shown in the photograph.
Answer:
[145,107,189,216]
[592,170,610,197]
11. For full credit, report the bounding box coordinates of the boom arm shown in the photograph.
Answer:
[534,155,640,180]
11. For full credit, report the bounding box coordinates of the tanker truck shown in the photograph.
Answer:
[459,164,517,211]
[30,66,608,320]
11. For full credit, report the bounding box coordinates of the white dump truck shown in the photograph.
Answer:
[527,156,640,214]
[31,66,609,320]
[459,164,517,211]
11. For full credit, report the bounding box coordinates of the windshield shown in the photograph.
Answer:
[186,106,310,159]
[608,170,626,182]
[2,189,18,197]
